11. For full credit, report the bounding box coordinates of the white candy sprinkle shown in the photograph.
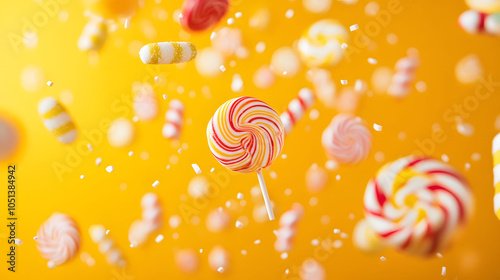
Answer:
[235,12,242,18]
[33,236,38,241]
[227,18,235,25]
[128,151,134,156]
[218,267,224,273]
[441,154,449,163]
[368,58,378,65]
[465,162,471,170]
[335,174,341,181]
[106,230,110,234]
[255,42,266,53]
[436,252,443,258]
[241,250,247,255]
[133,116,139,122]
[341,43,348,49]
[441,267,446,276]
[355,79,366,92]
[235,220,243,228]
[237,193,244,199]
[333,229,340,234]
[106,166,114,173]
[350,24,359,31]
[283,71,287,75]
[280,252,288,259]
[380,256,386,261]
[152,180,160,188]
[210,167,215,172]
[281,154,288,159]
[341,80,348,85]
[162,94,168,100]
[220,65,226,72]
[130,244,134,248]
[273,230,279,236]
[155,234,164,243]
[340,232,348,239]
[285,9,294,18]
[80,175,85,179]
[15,238,23,245]
[124,18,131,29]
[210,32,216,40]
[254,239,261,244]
[87,144,93,151]
[95,157,102,166]
[311,239,319,246]
[285,269,290,274]
[178,148,183,154]
[373,124,382,131]
[192,163,202,174]
[199,249,203,253]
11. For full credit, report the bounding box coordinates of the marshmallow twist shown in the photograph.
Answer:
[163,99,185,139]
[38,97,78,144]
[274,203,304,252]
[387,52,420,98]
[36,213,81,268]
[89,225,126,267]
[280,88,315,135]
[139,42,197,64]
[363,156,473,255]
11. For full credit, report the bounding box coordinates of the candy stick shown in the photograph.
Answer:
[280,88,315,135]
[256,169,274,220]
[492,132,500,218]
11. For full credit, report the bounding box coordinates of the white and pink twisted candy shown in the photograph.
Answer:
[459,10,500,35]
[280,88,315,135]
[89,225,126,267]
[129,193,163,246]
[321,114,372,165]
[207,96,285,173]
[363,156,473,256]
[387,51,420,98]
[274,203,304,252]
[163,99,184,139]
[36,213,80,268]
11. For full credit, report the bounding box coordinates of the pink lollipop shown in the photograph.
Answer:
[321,114,372,164]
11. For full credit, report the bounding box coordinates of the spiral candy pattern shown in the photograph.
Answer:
[207,97,285,173]
[36,213,81,268]
[180,0,229,32]
[363,156,473,255]
[280,88,315,135]
[321,114,372,164]
[297,19,348,68]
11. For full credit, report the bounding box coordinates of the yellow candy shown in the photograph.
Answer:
[139,42,197,65]
[38,97,77,144]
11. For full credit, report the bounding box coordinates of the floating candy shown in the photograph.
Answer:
[303,0,332,13]
[195,47,225,77]
[211,27,243,57]
[206,208,230,233]
[458,10,500,35]
[132,82,158,122]
[493,133,500,218]
[175,249,199,273]
[0,116,21,161]
[129,193,162,247]
[455,54,484,84]
[180,0,229,32]
[280,88,315,135]
[307,68,337,109]
[352,219,385,253]
[371,66,393,94]
[335,88,361,113]
[465,0,500,13]
[305,163,328,193]
[107,118,134,148]
[21,65,45,93]
[208,245,230,272]
[363,156,474,255]
[163,99,184,139]
[77,17,108,51]
[271,46,302,78]
[298,19,348,68]
[321,114,372,165]
[207,97,285,220]
[274,203,304,252]
[36,213,80,268]
[139,42,197,65]
[89,224,126,267]
[387,50,420,98]
[253,65,276,89]
[38,97,78,144]
[249,8,271,30]
[300,258,326,280]
[188,175,210,198]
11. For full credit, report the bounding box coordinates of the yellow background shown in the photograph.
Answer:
[1,0,500,279]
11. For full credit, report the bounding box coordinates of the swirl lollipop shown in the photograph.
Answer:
[180,0,229,32]
[207,97,285,220]
[36,213,81,268]
[363,156,473,255]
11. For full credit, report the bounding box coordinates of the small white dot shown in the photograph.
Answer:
[152,180,160,188]
[220,65,226,72]
[227,18,235,25]
[341,43,348,49]
[373,123,382,131]
[350,24,359,31]
[368,58,378,65]
[106,166,114,173]
[341,80,348,85]
[235,12,242,18]
[285,9,294,18]
[380,256,386,261]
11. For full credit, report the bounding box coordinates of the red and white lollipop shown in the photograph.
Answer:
[207,97,285,220]
[180,0,229,32]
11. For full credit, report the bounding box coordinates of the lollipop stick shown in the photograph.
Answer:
[256,169,275,220]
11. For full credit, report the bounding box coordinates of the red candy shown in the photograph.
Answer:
[180,0,229,32]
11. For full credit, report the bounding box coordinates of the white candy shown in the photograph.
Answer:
[38,97,78,144]
[139,42,197,64]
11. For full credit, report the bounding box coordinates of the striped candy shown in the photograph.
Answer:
[36,213,80,268]
[77,17,108,51]
[139,42,197,64]
[387,52,420,98]
[280,88,315,135]
[458,10,500,35]
[38,97,78,144]
[274,203,304,252]
[466,0,500,13]
[162,99,184,139]
[207,97,285,173]
[89,225,126,267]
[321,114,372,165]
[493,133,500,217]
[129,193,163,247]
[298,19,348,68]
[363,157,473,255]
[180,0,229,32]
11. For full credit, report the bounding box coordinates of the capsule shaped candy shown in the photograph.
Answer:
[38,97,77,144]
[139,42,197,64]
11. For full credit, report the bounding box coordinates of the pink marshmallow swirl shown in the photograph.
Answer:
[321,114,372,164]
